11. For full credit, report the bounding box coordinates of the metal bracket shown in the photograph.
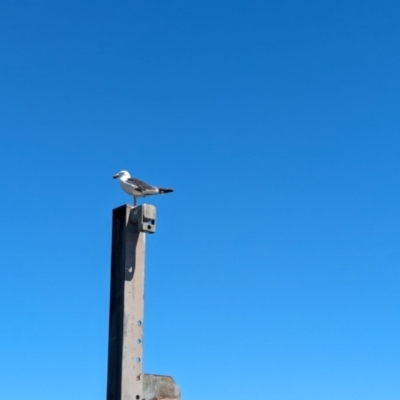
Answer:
[130,204,157,234]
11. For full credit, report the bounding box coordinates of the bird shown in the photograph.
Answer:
[113,170,173,205]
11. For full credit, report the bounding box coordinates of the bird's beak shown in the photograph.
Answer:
[113,173,120,179]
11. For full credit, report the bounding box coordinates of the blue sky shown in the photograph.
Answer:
[1,1,400,399]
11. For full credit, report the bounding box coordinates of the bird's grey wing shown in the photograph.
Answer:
[126,177,155,192]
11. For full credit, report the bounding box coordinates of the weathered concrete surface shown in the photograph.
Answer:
[107,205,145,400]
[107,205,180,400]
[143,374,180,400]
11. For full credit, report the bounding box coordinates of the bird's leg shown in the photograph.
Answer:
[133,196,137,206]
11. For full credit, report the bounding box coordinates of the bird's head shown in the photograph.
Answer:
[113,170,131,179]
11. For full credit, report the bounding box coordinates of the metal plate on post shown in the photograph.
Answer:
[121,212,145,400]
[130,204,156,234]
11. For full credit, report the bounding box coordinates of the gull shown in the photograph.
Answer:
[113,170,173,205]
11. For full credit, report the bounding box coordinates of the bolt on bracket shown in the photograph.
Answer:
[130,204,156,234]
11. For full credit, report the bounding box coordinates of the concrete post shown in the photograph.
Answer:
[106,204,180,400]
[107,204,155,400]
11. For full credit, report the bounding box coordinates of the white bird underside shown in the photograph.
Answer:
[113,170,173,205]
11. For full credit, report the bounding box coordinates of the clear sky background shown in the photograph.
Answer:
[1,1,400,399]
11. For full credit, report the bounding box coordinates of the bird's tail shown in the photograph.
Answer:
[159,188,174,194]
